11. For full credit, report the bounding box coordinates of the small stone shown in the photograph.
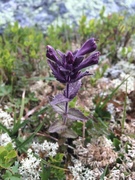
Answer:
[105,69,122,79]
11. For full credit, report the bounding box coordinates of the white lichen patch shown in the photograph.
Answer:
[19,149,41,180]
[73,136,117,168]
[112,72,135,93]
[0,133,15,148]
[31,140,59,157]
[29,80,52,100]
[0,108,14,129]
[68,158,102,180]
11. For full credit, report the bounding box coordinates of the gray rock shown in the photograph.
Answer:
[1,0,10,2]
[105,69,122,79]
[0,0,135,33]
[58,2,68,15]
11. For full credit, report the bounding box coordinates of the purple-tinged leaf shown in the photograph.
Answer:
[64,80,82,100]
[50,94,69,106]
[67,108,88,121]
[48,120,67,133]
[61,129,78,138]
[51,102,65,114]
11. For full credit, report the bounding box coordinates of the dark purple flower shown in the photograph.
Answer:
[46,38,100,83]
[75,38,97,56]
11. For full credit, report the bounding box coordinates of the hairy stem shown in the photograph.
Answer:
[64,83,69,124]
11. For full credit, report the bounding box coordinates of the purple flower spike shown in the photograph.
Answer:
[46,38,100,83]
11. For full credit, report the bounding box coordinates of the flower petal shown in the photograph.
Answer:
[73,56,84,67]
[70,71,92,82]
[75,38,97,57]
[66,51,74,64]
[56,49,65,60]
[75,51,100,71]
[46,45,61,65]
[59,66,70,72]
[54,72,66,83]
[48,60,66,83]
[47,60,58,74]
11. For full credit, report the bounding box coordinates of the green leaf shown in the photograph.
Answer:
[0,161,12,169]
[99,6,105,18]
[50,153,64,163]
[2,170,12,179]
[0,146,7,155]
[9,175,20,180]
[2,169,21,180]
[72,121,83,136]
[0,145,17,169]
[100,165,108,180]
[0,122,11,135]
[11,162,19,174]
[5,143,14,151]
[5,150,17,161]
[12,120,29,135]
[113,138,120,151]
[95,107,111,120]
[0,85,12,96]
[40,163,50,180]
